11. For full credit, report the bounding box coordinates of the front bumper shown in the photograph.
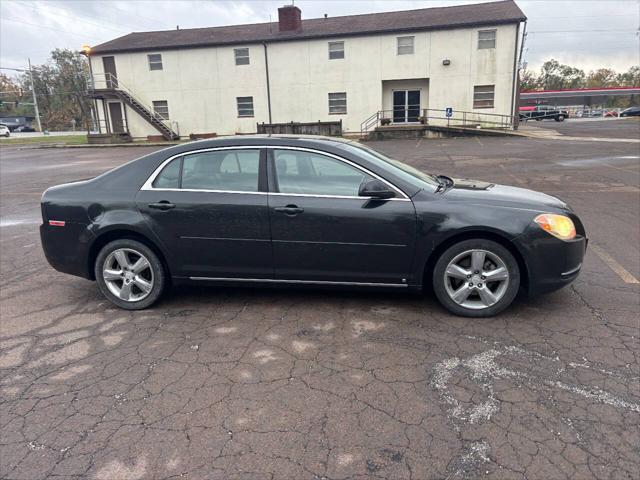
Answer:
[514,224,587,296]
[40,222,94,279]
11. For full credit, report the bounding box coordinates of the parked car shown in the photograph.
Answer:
[519,105,568,122]
[589,109,603,118]
[14,125,36,132]
[0,124,10,137]
[620,106,640,117]
[604,110,619,118]
[40,136,587,317]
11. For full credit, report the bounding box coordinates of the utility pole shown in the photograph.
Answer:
[28,58,42,132]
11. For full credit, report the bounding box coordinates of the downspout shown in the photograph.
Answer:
[263,42,272,124]
[511,20,527,130]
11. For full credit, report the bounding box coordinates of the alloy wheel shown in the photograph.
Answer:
[443,249,510,310]
[102,248,154,302]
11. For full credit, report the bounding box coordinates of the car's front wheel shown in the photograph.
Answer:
[95,239,165,310]
[432,239,520,317]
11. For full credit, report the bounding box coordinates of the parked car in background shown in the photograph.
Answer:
[589,109,603,118]
[604,110,619,118]
[519,105,568,122]
[0,124,10,137]
[14,125,36,132]
[40,136,587,318]
[620,106,640,117]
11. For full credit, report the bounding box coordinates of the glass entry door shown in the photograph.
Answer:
[393,90,421,123]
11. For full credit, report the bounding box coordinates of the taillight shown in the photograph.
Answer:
[48,220,66,227]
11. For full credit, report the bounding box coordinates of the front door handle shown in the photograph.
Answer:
[274,205,304,215]
[148,201,175,211]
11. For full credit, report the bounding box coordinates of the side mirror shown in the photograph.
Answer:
[359,179,396,199]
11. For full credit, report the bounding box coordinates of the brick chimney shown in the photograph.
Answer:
[278,5,302,32]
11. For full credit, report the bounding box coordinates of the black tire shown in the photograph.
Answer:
[555,115,565,122]
[432,239,520,317]
[94,239,166,310]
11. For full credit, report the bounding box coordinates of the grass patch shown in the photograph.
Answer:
[0,135,88,145]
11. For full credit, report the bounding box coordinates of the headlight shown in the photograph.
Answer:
[534,213,576,241]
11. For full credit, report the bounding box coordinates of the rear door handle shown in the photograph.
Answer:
[274,205,304,215]
[148,201,175,211]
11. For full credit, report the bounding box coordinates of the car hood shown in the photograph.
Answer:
[443,178,570,211]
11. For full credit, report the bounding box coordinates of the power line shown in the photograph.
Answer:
[1,16,100,39]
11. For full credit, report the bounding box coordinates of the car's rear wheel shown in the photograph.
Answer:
[555,115,565,122]
[432,239,520,317]
[95,239,165,310]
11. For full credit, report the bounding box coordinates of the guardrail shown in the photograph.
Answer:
[361,108,515,134]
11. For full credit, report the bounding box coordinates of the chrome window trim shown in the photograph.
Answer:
[140,145,410,201]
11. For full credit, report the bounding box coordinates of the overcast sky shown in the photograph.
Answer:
[1,0,638,76]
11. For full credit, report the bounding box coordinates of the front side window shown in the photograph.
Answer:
[473,85,495,109]
[236,96,254,117]
[234,48,250,65]
[152,100,169,119]
[397,36,414,55]
[478,29,496,49]
[147,53,163,70]
[328,41,344,59]
[328,92,347,114]
[273,149,373,197]
[181,149,260,192]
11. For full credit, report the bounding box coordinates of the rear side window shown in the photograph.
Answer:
[181,149,260,192]
[152,157,181,188]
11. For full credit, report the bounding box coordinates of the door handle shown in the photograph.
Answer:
[274,205,304,215]
[148,201,175,211]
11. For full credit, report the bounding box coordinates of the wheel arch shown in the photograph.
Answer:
[421,229,530,292]
[87,228,171,281]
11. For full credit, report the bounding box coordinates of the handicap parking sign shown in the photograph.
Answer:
[445,107,453,117]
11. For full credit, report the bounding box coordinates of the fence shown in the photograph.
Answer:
[257,120,342,136]
[361,108,514,134]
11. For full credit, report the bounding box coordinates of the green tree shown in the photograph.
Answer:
[519,69,539,91]
[616,65,640,86]
[585,68,618,88]
[17,49,92,131]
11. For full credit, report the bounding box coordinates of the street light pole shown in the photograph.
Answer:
[27,58,42,132]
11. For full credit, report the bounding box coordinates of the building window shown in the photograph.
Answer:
[473,85,495,109]
[478,30,496,49]
[328,41,344,59]
[236,96,254,117]
[234,48,250,65]
[152,100,169,119]
[328,92,347,114]
[397,36,414,55]
[147,54,163,70]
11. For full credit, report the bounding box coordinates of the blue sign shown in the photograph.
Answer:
[445,107,453,118]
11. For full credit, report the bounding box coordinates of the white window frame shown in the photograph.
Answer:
[328,92,347,115]
[236,96,254,117]
[478,29,497,49]
[234,48,250,65]
[473,85,495,109]
[397,36,415,55]
[328,41,345,60]
[147,53,163,70]
[152,100,169,119]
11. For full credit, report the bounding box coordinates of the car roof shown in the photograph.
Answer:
[179,134,358,149]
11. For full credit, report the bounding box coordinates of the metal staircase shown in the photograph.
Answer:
[88,73,179,140]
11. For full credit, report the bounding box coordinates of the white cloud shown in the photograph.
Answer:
[1,0,638,73]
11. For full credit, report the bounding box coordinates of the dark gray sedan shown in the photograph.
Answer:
[40,136,587,317]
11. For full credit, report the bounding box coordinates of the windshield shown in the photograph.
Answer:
[337,142,440,189]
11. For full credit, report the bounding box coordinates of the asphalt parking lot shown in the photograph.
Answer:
[1,120,639,479]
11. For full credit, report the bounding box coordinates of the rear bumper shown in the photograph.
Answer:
[514,226,587,296]
[40,222,94,279]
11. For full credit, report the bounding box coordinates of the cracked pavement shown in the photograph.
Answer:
[1,120,639,479]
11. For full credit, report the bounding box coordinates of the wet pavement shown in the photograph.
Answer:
[1,129,639,479]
